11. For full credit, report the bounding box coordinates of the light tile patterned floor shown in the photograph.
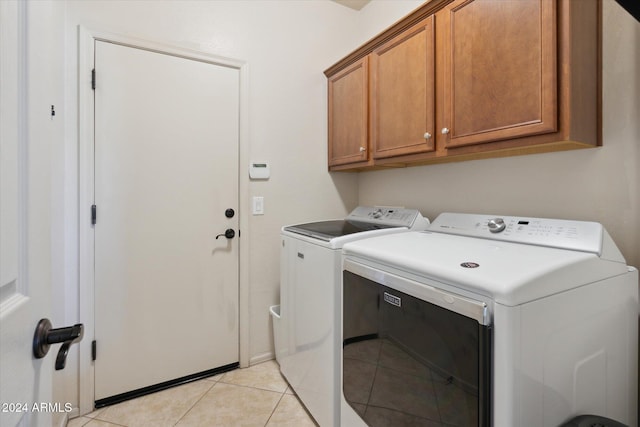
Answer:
[67,360,318,427]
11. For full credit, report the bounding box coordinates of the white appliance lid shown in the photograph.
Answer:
[282,206,429,246]
[283,219,396,242]
[342,231,629,306]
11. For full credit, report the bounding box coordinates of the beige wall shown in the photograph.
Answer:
[58,0,365,412]
[52,0,638,414]
[357,0,640,270]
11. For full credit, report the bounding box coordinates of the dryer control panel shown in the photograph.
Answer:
[429,212,604,255]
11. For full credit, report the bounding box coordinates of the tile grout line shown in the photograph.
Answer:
[216,377,289,395]
[83,362,290,426]
[262,389,287,427]
[88,416,128,427]
[171,377,218,426]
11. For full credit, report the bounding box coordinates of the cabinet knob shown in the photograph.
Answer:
[441,128,450,135]
[423,132,432,140]
[359,147,366,152]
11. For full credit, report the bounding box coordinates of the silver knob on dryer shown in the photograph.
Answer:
[487,218,506,233]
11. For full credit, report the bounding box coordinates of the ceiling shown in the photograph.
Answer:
[333,0,639,21]
[331,0,371,11]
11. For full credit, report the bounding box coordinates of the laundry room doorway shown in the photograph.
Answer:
[78,31,248,410]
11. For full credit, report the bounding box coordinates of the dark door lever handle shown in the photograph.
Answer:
[216,229,235,239]
[33,318,84,370]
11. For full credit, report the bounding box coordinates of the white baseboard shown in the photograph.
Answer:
[53,413,68,427]
[249,352,275,366]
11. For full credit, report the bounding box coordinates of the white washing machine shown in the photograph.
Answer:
[279,206,429,427]
[341,212,638,427]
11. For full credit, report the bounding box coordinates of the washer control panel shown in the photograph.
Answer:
[347,206,430,229]
[429,212,603,254]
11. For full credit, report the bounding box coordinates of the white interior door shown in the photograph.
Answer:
[0,1,58,426]
[93,41,240,402]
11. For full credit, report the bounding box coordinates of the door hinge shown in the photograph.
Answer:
[91,205,97,225]
[91,69,96,90]
[92,340,97,361]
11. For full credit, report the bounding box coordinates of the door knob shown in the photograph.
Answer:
[216,229,235,239]
[33,318,84,370]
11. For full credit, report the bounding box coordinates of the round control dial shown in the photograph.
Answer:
[487,218,506,233]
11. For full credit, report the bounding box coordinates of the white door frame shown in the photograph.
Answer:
[77,26,250,416]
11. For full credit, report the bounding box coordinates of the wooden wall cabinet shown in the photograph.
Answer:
[438,0,557,148]
[371,16,435,160]
[325,0,601,171]
[328,57,369,168]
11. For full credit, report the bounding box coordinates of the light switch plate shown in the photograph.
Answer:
[252,196,264,215]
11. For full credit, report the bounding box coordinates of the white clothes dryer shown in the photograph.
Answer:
[279,206,429,426]
[341,213,638,427]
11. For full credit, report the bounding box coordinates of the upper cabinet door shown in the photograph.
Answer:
[328,57,369,167]
[438,0,557,148]
[371,16,435,159]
